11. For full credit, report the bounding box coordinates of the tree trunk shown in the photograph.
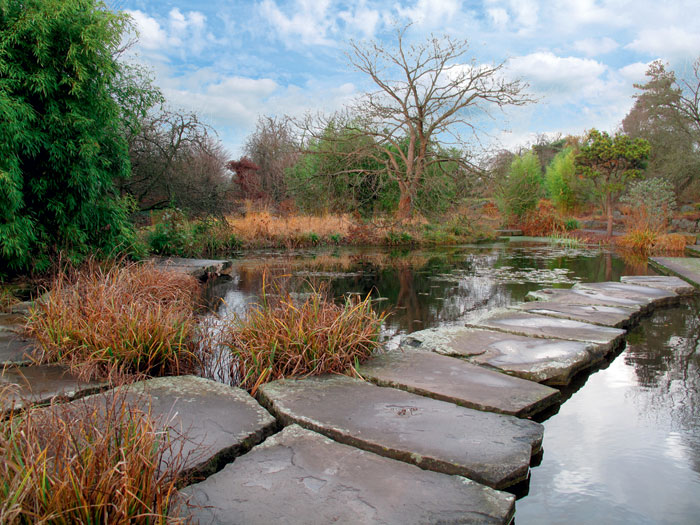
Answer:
[606,193,613,238]
[397,182,413,220]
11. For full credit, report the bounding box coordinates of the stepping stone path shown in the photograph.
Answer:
[4,273,696,523]
[359,348,560,417]
[258,376,544,489]
[179,424,516,525]
[650,256,700,288]
[0,364,107,411]
[467,311,626,357]
[404,326,595,385]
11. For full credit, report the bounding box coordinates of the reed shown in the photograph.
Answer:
[26,261,202,380]
[218,276,386,393]
[0,389,188,524]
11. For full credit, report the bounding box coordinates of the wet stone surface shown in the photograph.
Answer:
[359,348,560,417]
[526,287,650,312]
[620,275,696,295]
[258,375,544,489]
[649,256,700,288]
[573,281,678,308]
[179,424,516,525]
[512,301,639,328]
[0,365,108,412]
[82,376,276,478]
[403,326,595,385]
[467,311,626,357]
[0,331,34,366]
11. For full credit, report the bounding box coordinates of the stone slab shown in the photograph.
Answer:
[0,313,26,331]
[179,425,516,525]
[620,275,696,295]
[258,376,544,489]
[359,348,560,418]
[468,311,626,356]
[649,257,700,288]
[0,365,108,411]
[573,281,678,308]
[153,257,233,281]
[685,244,700,256]
[81,376,276,477]
[512,301,638,328]
[0,331,34,365]
[526,287,647,312]
[403,326,595,385]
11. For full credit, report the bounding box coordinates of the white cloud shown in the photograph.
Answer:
[626,27,700,58]
[487,7,509,28]
[573,37,619,57]
[507,52,607,96]
[339,2,381,38]
[618,62,651,84]
[126,8,213,56]
[395,0,463,27]
[126,10,167,51]
[258,0,337,47]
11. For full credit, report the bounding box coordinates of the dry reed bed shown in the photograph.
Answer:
[26,262,202,380]
[0,388,188,523]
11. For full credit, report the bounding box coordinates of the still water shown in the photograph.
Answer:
[208,242,700,524]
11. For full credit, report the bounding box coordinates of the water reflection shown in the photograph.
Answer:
[516,297,700,524]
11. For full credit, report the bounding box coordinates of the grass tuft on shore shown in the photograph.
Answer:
[218,276,386,393]
[26,261,202,380]
[0,389,187,524]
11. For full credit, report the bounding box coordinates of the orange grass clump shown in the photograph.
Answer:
[218,276,387,393]
[0,389,188,524]
[26,261,202,380]
[520,200,565,237]
[616,229,687,254]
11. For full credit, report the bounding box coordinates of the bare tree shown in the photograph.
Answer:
[120,108,232,214]
[299,27,532,219]
[243,116,299,203]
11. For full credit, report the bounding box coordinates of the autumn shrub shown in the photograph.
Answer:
[218,277,386,393]
[26,261,202,379]
[520,200,565,236]
[0,389,187,524]
[617,230,687,254]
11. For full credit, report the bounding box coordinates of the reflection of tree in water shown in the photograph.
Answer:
[625,297,700,474]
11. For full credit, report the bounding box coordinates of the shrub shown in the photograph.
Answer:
[620,177,677,231]
[147,210,241,257]
[0,389,187,523]
[617,230,686,254]
[218,278,386,393]
[26,261,201,379]
[520,200,565,236]
[545,148,584,212]
[496,151,544,222]
[564,218,580,231]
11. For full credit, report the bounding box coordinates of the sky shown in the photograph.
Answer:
[111,0,700,158]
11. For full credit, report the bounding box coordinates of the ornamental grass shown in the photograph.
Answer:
[0,389,188,524]
[218,276,387,393]
[26,261,202,380]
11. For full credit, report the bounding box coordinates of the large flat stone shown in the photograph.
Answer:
[468,311,626,357]
[573,281,678,307]
[258,376,543,489]
[403,326,595,385]
[649,257,700,288]
[526,287,649,312]
[0,331,34,365]
[359,349,560,418]
[80,376,276,477]
[179,425,516,525]
[153,257,233,281]
[0,365,107,411]
[512,301,639,328]
[685,244,700,256]
[620,275,696,295]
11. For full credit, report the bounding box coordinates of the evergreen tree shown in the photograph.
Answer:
[0,0,136,273]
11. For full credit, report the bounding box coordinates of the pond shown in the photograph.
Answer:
[207,241,700,524]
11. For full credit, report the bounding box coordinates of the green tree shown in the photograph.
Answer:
[575,129,650,237]
[496,150,543,222]
[622,60,700,199]
[0,0,136,273]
